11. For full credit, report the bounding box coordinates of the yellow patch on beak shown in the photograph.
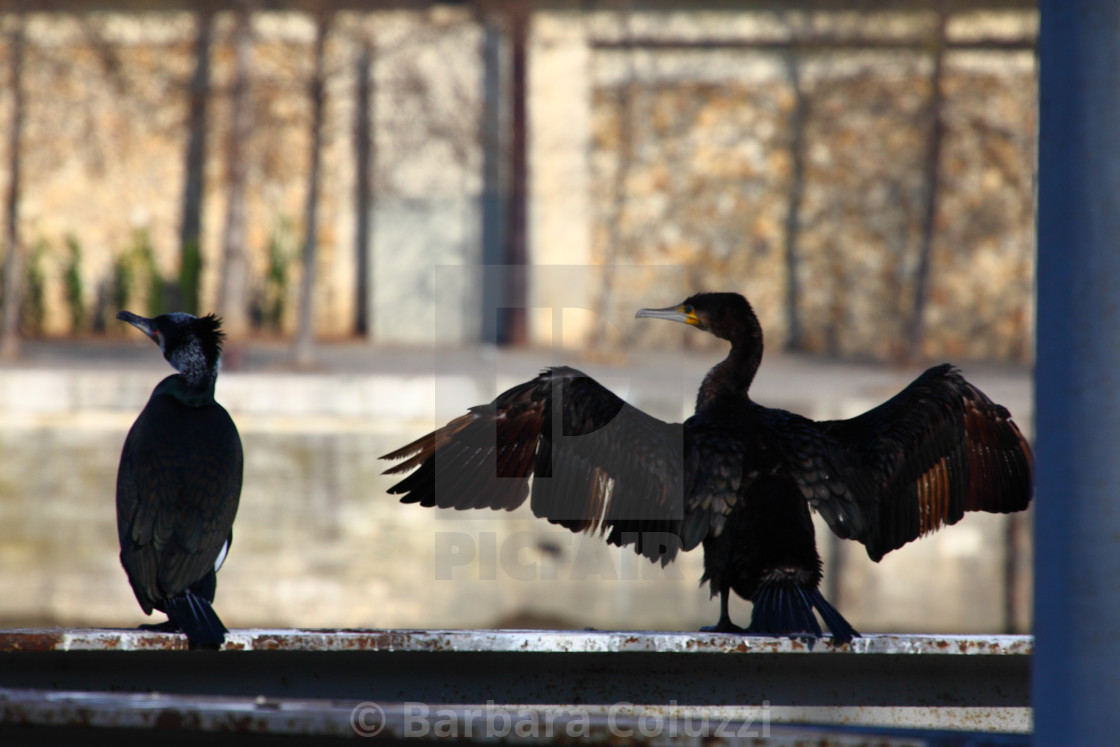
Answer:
[677,305,702,327]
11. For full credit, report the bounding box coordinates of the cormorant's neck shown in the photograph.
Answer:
[696,342,762,410]
[154,372,218,407]
[164,343,220,401]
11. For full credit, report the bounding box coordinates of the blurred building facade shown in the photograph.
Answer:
[0,2,1038,636]
[0,0,1035,361]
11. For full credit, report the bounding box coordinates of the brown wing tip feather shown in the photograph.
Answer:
[962,385,1034,514]
[380,434,437,476]
[380,412,481,474]
[380,435,431,463]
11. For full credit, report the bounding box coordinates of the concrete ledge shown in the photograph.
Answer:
[0,629,1032,734]
[0,627,1031,655]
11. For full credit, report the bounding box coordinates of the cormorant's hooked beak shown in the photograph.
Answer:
[635,303,704,329]
[117,311,160,344]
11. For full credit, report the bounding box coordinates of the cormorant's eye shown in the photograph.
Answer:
[683,305,694,314]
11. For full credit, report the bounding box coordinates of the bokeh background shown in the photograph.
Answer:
[0,0,1035,635]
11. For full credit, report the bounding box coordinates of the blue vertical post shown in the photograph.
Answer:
[1035,2,1120,743]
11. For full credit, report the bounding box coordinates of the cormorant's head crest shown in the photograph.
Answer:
[193,313,226,364]
[118,310,226,385]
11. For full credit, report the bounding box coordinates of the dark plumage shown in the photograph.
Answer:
[381,293,1033,643]
[116,311,243,649]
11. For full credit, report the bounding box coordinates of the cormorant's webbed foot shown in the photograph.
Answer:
[700,618,746,634]
[138,619,181,634]
[701,589,746,633]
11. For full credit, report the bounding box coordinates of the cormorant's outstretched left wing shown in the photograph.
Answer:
[817,364,1033,561]
[382,367,690,563]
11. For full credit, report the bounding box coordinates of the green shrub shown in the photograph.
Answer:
[252,217,295,333]
[21,239,47,336]
[63,235,86,332]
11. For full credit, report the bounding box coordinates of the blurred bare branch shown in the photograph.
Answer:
[217,0,254,347]
[293,8,331,366]
[178,5,215,315]
[0,10,26,359]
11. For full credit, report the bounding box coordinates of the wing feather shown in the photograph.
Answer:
[818,364,1033,561]
[382,367,690,563]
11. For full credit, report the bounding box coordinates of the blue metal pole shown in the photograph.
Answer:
[1035,2,1120,743]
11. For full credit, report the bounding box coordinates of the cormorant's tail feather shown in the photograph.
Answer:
[748,584,822,640]
[805,588,858,645]
[165,589,228,649]
[748,584,858,645]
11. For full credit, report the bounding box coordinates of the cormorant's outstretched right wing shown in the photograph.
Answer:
[816,364,1033,561]
[382,367,690,563]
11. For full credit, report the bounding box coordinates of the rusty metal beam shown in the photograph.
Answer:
[0,629,1031,736]
[0,689,1025,747]
[0,687,1030,745]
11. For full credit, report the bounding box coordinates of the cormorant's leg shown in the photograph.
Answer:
[699,588,745,633]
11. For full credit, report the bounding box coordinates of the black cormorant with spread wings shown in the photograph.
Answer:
[116,311,243,649]
[381,293,1033,643]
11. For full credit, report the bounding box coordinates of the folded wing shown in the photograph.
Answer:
[117,398,243,612]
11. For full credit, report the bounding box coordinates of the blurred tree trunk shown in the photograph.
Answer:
[353,40,373,338]
[177,4,215,315]
[782,50,808,352]
[907,3,948,361]
[504,1,528,346]
[294,12,330,365]
[480,1,529,346]
[479,14,505,345]
[490,1,528,347]
[592,1,633,351]
[218,0,253,349]
[0,13,26,360]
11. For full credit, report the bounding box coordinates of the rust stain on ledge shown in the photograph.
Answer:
[0,631,65,652]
